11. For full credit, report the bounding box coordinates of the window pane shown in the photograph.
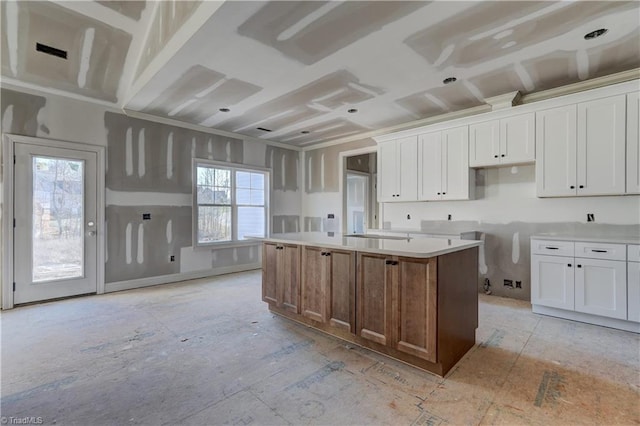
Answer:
[197,166,215,186]
[198,206,231,243]
[32,156,84,282]
[238,206,265,240]
[251,173,264,190]
[236,171,251,188]
[236,188,251,204]
[197,185,214,204]
[215,169,231,187]
[250,189,264,205]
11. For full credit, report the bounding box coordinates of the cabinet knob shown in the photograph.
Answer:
[501,154,505,157]
[437,192,441,195]
[385,260,393,265]
[442,192,446,195]
[570,185,575,189]
[577,264,582,268]
[579,185,584,189]
[494,155,498,158]
[568,264,572,267]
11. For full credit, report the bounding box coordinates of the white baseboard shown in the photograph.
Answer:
[104,263,262,293]
[532,304,640,333]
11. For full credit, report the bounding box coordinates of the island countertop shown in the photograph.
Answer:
[251,232,482,258]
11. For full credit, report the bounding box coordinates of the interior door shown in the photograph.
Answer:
[13,143,98,304]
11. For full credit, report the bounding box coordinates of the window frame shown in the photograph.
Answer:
[193,159,270,248]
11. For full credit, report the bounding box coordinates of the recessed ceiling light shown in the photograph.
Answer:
[584,28,608,40]
[301,130,310,134]
[443,77,457,85]
[219,108,230,112]
[347,108,358,113]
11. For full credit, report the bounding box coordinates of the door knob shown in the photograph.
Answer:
[88,230,97,237]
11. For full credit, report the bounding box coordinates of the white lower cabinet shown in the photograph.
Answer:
[531,254,575,310]
[574,258,626,320]
[531,238,638,332]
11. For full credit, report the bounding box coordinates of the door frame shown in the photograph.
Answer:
[339,146,379,234]
[2,134,105,309]
[345,170,370,234]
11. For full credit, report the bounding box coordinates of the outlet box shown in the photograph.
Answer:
[447,214,452,221]
[587,213,595,222]
[143,213,151,220]
[515,280,522,289]
[504,279,513,288]
[170,255,175,262]
[407,214,411,220]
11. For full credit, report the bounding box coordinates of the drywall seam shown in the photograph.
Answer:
[0,79,120,110]
[106,189,191,206]
[104,262,261,293]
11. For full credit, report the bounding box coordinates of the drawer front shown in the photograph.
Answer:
[531,239,574,257]
[575,242,626,261]
[628,245,640,263]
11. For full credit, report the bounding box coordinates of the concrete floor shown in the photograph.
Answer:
[1,270,639,425]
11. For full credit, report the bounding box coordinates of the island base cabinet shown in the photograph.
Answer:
[262,242,301,313]
[357,252,393,346]
[396,257,437,363]
[301,246,356,333]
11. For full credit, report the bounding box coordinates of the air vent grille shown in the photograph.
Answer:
[256,127,272,132]
[36,43,68,59]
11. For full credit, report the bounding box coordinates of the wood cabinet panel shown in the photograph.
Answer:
[262,242,278,305]
[301,246,328,322]
[395,257,437,363]
[575,258,627,320]
[281,244,301,313]
[329,249,356,332]
[357,252,393,345]
[536,105,577,197]
[469,120,499,167]
[531,254,575,310]
[501,113,535,164]
[627,92,640,194]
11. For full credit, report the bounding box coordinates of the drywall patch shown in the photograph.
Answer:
[272,215,300,234]
[0,89,46,136]
[237,1,426,65]
[304,217,322,232]
[468,65,526,99]
[142,65,262,124]
[266,146,298,191]
[105,111,243,193]
[217,70,383,140]
[105,205,191,283]
[97,1,146,21]
[395,91,449,119]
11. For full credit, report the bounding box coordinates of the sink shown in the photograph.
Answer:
[345,234,410,240]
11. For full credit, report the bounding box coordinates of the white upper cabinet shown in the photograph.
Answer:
[469,113,535,167]
[418,126,473,201]
[377,136,417,202]
[536,105,577,197]
[536,95,626,197]
[577,95,626,196]
[627,92,640,194]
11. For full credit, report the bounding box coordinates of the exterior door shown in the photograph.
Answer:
[14,143,98,304]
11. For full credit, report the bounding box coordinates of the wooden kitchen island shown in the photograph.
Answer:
[259,232,481,376]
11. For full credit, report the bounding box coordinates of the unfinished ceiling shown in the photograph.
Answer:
[2,1,639,146]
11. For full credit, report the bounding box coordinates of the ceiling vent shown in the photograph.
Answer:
[256,127,272,132]
[484,90,522,111]
[36,42,67,60]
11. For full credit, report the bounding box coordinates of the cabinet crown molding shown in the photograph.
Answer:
[485,91,522,110]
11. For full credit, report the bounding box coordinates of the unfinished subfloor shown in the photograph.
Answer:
[1,270,639,425]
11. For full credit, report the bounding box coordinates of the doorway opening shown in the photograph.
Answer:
[344,152,378,234]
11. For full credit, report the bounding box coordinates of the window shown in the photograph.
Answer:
[194,161,268,245]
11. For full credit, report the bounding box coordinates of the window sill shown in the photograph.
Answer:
[193,240,262,251]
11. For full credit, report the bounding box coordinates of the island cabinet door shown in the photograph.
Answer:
[262,242,279,305]
[280,244,301,313]
[394,257,437,363]
[328,249,356,333]
[357,252,394,346]
[301,246,330,323]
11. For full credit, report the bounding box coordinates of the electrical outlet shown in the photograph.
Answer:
[328,214,335,219]
[170,255,175,262]
[587,213,595,222]
[143,213,151,220]
[447,214,452,221]
[407,214,411,220]
[515,280,522,289]
[503,279,513,288]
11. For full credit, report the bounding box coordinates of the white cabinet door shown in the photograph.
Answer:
[536,105,577,197]
[501,113,535,165]
[396,136,418,202]
[577,95,626,196]
[628,261,640,322]
[627,92,640,194]
[418,132,442,201]
[531,254,575,310]
[469,120,499,167]
[574,258,626,320]
[442,126,471,200]
[378,141,397,202]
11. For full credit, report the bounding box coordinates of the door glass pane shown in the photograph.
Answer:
[32,156,84,282]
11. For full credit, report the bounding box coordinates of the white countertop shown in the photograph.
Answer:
[252,232,482,258]
[532,234,640,245]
